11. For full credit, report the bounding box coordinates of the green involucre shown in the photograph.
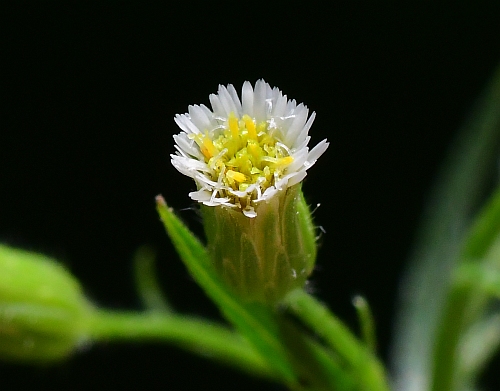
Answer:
[201,184,317,304]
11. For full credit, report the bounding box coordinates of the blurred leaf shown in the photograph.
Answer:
[352,295,377,353]
[432,186,500,391]
[276,316,357,391]
[391,62,500,391]
[285,289,390,391]
[433,189,500,390]
[133,245,172,312]
[455,263,500,298]
[458,313,500,386]
[462,186,500,260]
[0,245,91,363]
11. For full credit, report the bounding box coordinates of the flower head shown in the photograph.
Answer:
[171,80,328,217]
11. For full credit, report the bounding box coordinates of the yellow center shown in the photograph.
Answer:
[190,112,293,205]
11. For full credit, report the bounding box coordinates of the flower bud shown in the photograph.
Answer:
[201,184,317,303]
[0,244,91,362]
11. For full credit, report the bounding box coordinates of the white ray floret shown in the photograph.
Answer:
[171,79,329,217]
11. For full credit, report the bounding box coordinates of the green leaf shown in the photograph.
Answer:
[455,263,500,298]
[391,62,500,391]
[155,196,297,385]
[458,313,500,385]
[133,245,172,312]
[462,187,500,260]
[285,289,390,391]
[431,186,500,391]
[275,316,357,391]
[352,295,377,353]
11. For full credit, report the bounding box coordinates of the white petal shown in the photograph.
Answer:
[226,84,242,114]
[293,135,311,153]
[271,93,288,118]
[173,134,202,159]
[286,98,297,113]
[171,155,209,178]
[242,207,257,218]
[253,79,267,122]
[293,111,316,149]
[218,85,239,115]
[209,94,226,117]
[241,81,254,116]
[284,104,308,146]
[199,104,214,120]
[189,188,212,202]
[261,186,278,200]
[286,170,307,187]
[174,114,201,135]
[306,139,329,167]
[188,105,212,131]
[287,147,309,173]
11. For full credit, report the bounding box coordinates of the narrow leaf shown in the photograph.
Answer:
[155,196,296,385]
[133,245,172,312]
[352,295,377,353]
[432,187,500,390]
[285,289,390,391]
[391,62,500,391]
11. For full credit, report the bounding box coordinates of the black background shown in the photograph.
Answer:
[2,2,500,390]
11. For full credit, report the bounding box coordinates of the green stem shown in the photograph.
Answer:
[284,289,390,391]
[88,309,274,380]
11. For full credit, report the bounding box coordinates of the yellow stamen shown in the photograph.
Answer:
[191,110,296,210]
[243,115,257,139]
[261,155,294,167]
[276,156,294,166]
[228,113,239,139]
[226,170,247,183]
[257,121,267,135]
[247,140,261,161]
[201,135,218,159]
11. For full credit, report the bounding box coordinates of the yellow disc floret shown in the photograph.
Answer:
[190,112,294,209]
